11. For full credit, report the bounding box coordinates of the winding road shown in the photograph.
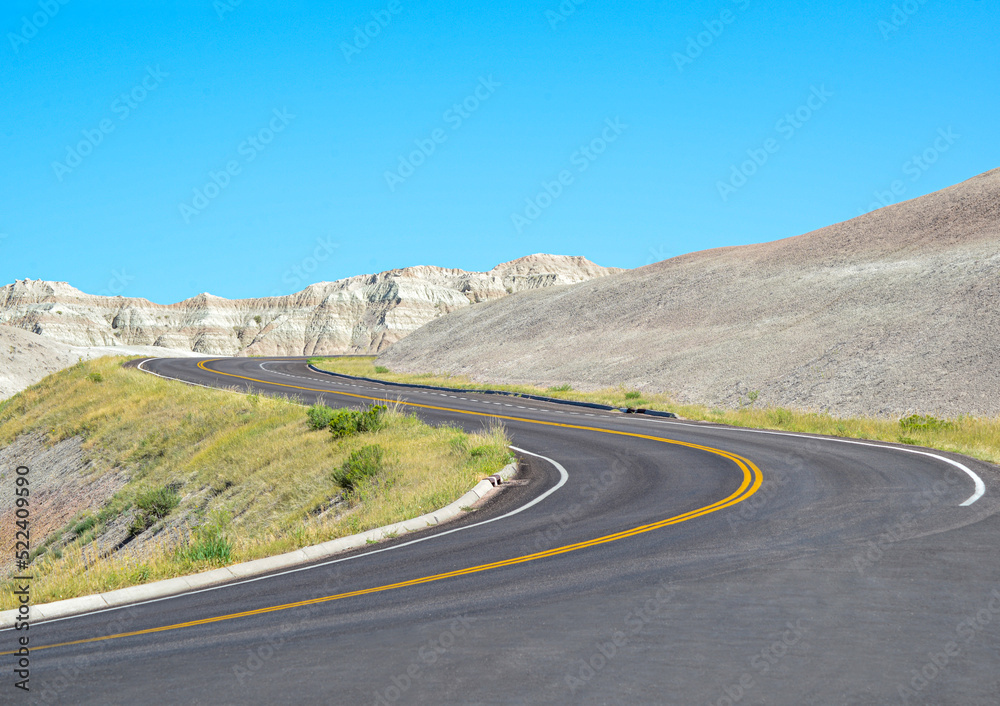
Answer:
[8,356,1000,704]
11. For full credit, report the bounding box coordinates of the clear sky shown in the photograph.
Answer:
[2,0,997,303]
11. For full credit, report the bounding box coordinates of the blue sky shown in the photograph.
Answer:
[2,0,997,304]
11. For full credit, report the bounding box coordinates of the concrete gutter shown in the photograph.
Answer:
[0,462,518,628]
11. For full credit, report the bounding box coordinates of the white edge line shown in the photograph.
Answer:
[141,356,985,506]
[1,365,569,630]
[647,418,985,506]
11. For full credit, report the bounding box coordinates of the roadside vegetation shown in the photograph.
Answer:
[0,358,511,609]
[310,357,1000,466]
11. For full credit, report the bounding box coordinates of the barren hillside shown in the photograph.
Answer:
[381,168,1000,417]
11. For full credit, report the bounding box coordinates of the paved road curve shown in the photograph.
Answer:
[7,357,1000,704]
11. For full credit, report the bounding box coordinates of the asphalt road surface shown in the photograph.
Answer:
[5,357,999,705]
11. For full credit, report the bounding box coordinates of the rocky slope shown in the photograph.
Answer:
[0,255,618,357]
[381,168,1000,417]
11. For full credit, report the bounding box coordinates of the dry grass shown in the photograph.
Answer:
[311,357,1000,466]
[0,358,511,608]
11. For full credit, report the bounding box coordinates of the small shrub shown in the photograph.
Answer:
[624,391,642,400]
[135,487,180,518]
[87,372,104,383]
[548,384,572,392]
[130,486,180,536]
[307,403,337,430]
[374,366,389,374]
[69,515,96,537]
[128,563,151,582]
[899,414,953,432]
[184,512,233,564]
[771,408,793,427]
[332,444,386,491]
[253,315,263,325]
[448,434,468,455]
[329,405,387,439]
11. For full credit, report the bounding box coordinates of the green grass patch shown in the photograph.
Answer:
[310,356,1000,466]
[306,403,338,430]
[182,511,233,564]
[129,486,180,535]
[333,444,388,492]
[328,405,387,439]
[0,357,511,608]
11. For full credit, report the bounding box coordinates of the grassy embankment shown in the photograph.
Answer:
[0,358,511,609]
[310,356,1000,466]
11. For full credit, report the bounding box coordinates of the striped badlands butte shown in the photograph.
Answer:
[0,254,619,358]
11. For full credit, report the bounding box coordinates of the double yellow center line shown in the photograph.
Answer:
[9,359,762,655]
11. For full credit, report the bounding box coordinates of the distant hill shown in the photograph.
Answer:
[0,255,619,357]
[0,325,199,401]
[381,168,1000,417]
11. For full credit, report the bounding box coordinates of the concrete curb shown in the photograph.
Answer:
[0,462,518,628]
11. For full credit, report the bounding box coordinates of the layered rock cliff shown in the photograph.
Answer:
[0,254,619,356]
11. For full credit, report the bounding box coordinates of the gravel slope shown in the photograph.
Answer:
[381,167,1000,417]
